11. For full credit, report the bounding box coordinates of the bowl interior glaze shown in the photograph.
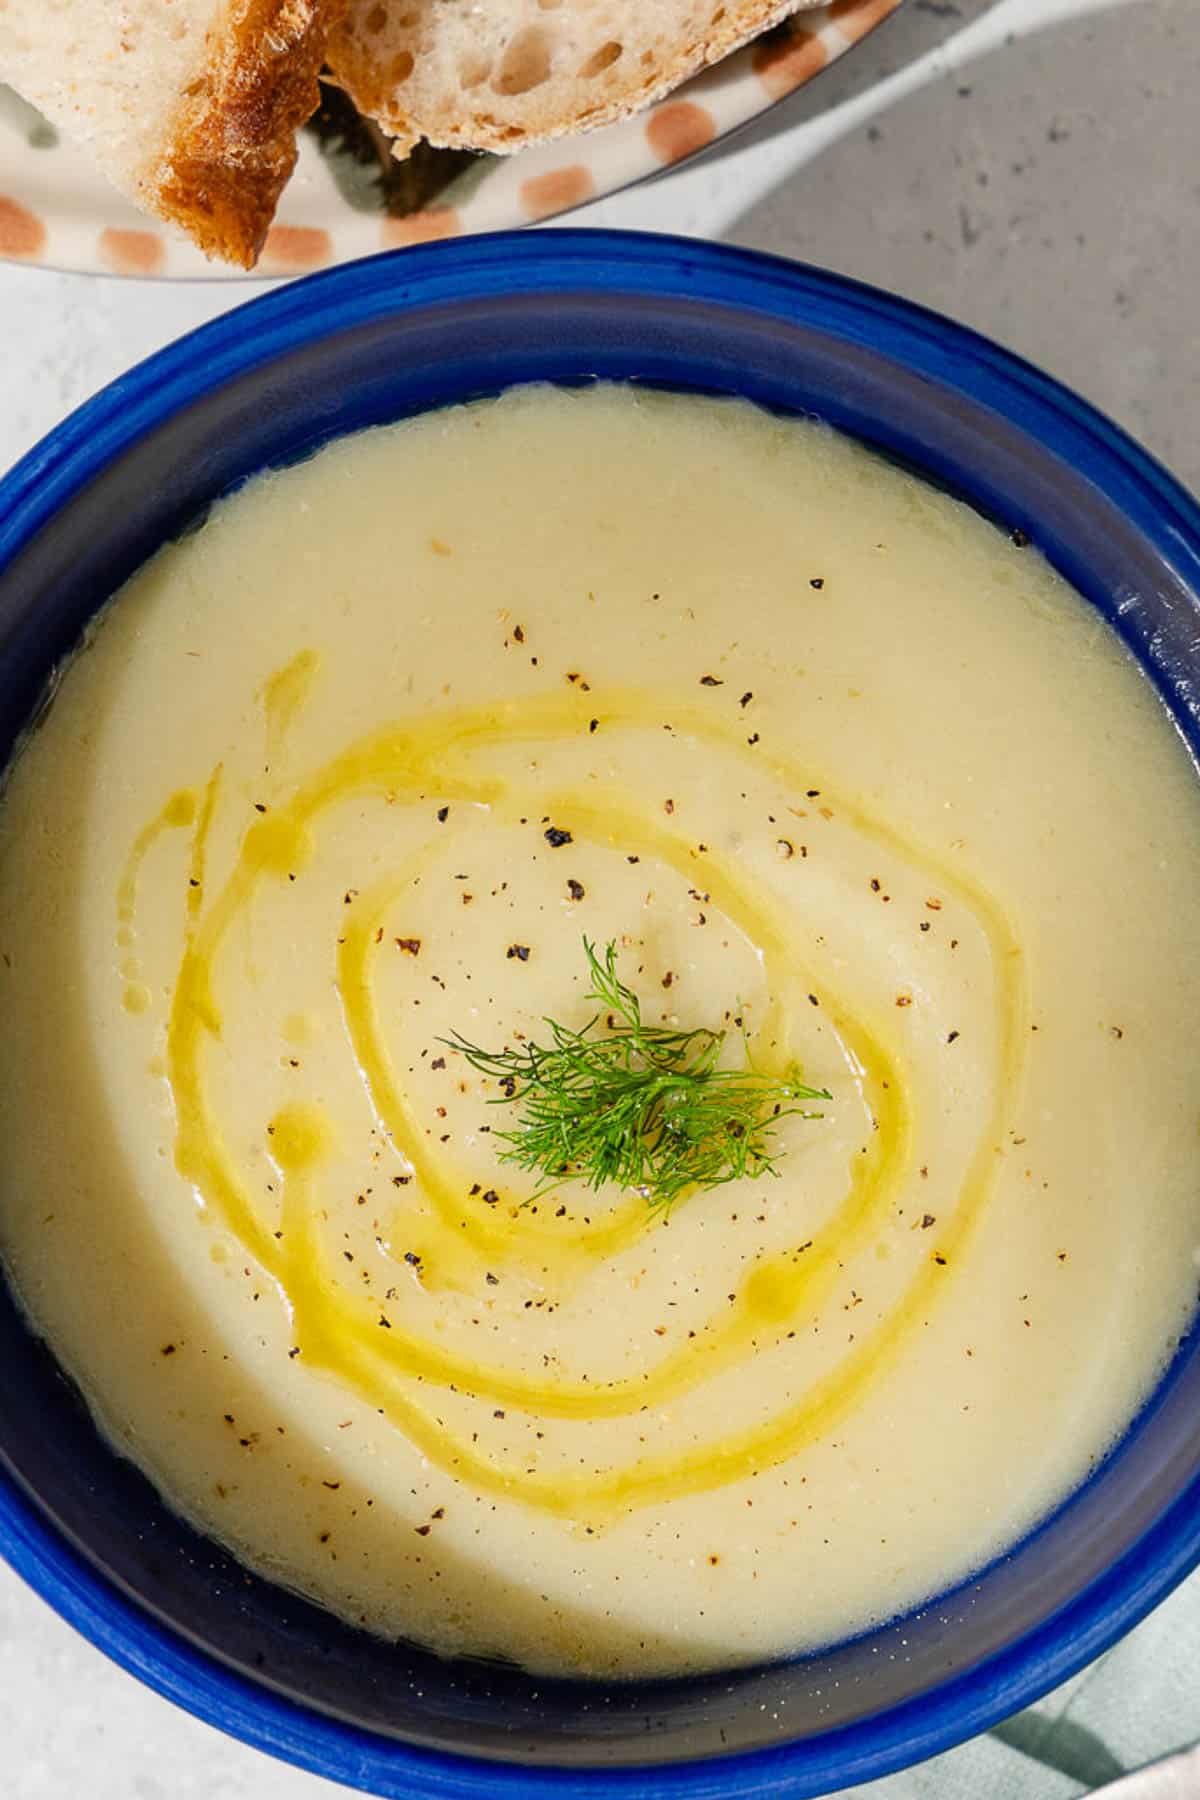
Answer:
[0,234,1198,1800]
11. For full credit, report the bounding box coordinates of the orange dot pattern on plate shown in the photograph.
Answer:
[753,26,828,101]
[0,7,896,275]
[831,0,902,39]
[260,226,333,273]
[380,208,461,249]
[0,196,46,260]
[646,101,717,166]
[519,165,595,222]
[98,229,164,277]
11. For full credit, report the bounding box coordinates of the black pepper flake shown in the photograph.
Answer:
[1011,527,1030,547]
[403,1251,422,1267]
[809,577,825,590]
[378,1315,392,1329]
[947,1029,960,1043]
[160,1344,177,1357]
[567,879,585,901]
[436,806,450,823]
[739,691,753,708]
[415,1524,431,1536]
[431,1056,446,1070]
[512,624,525,643]
[486,1272,499,1286]
[934,1253,948,1266]
[544,826,573,848]
[396,937,421,956]
[254,802,268,813]
[700,674,724,687]
[507,944,531,961]
[589,719,599,733]
[493,1409,506,1419]
[626,855,640,865]
[921,1214,936,1229]
[482,1189,500,1206]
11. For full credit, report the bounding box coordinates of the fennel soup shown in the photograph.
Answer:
[1,385,1198,1680]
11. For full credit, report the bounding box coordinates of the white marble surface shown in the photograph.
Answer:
[1,0,1197,1792]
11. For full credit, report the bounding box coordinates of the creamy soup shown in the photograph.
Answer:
[1,385,1199,1680]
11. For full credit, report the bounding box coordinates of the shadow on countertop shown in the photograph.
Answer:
[723,0,1200,497]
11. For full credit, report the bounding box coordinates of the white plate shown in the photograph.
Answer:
[0,0,897,279]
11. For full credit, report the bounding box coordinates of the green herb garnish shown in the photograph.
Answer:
[444,938,830,1213]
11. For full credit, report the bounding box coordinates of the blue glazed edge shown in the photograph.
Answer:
[3,1369,1200,1800]
[1,231,1199,1797]
[4,233,1200,592]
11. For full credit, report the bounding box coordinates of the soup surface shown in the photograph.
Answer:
[2,386,1199,1679]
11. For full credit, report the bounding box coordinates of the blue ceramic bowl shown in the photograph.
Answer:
[1,233,1199,1800]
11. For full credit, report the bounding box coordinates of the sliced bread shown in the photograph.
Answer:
[0,0,343,266]
[326,0,824,154]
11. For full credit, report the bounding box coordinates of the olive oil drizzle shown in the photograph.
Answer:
[334,866,908,1415]
[116,787,198,935]
[259,649,320,767]
[122,675,1027,1518]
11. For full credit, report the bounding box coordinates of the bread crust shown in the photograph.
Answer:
[155,0,344,267]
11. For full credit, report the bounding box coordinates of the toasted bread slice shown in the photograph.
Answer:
[0,0,342,266]
[327,0,824,154]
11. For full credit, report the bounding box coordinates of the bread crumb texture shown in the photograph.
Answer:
[327,0,824,153]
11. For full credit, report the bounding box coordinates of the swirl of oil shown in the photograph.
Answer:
[331,855,908,1417]
[125,671,1025,1519]
[162,690,908,1368]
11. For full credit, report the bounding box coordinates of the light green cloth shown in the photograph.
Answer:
[842,1570,1200,1798]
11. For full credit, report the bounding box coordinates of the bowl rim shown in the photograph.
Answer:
[2,229,1200,1799]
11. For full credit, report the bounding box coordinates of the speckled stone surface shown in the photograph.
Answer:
[725,0,1200,493]
[0,1,1197,1794]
